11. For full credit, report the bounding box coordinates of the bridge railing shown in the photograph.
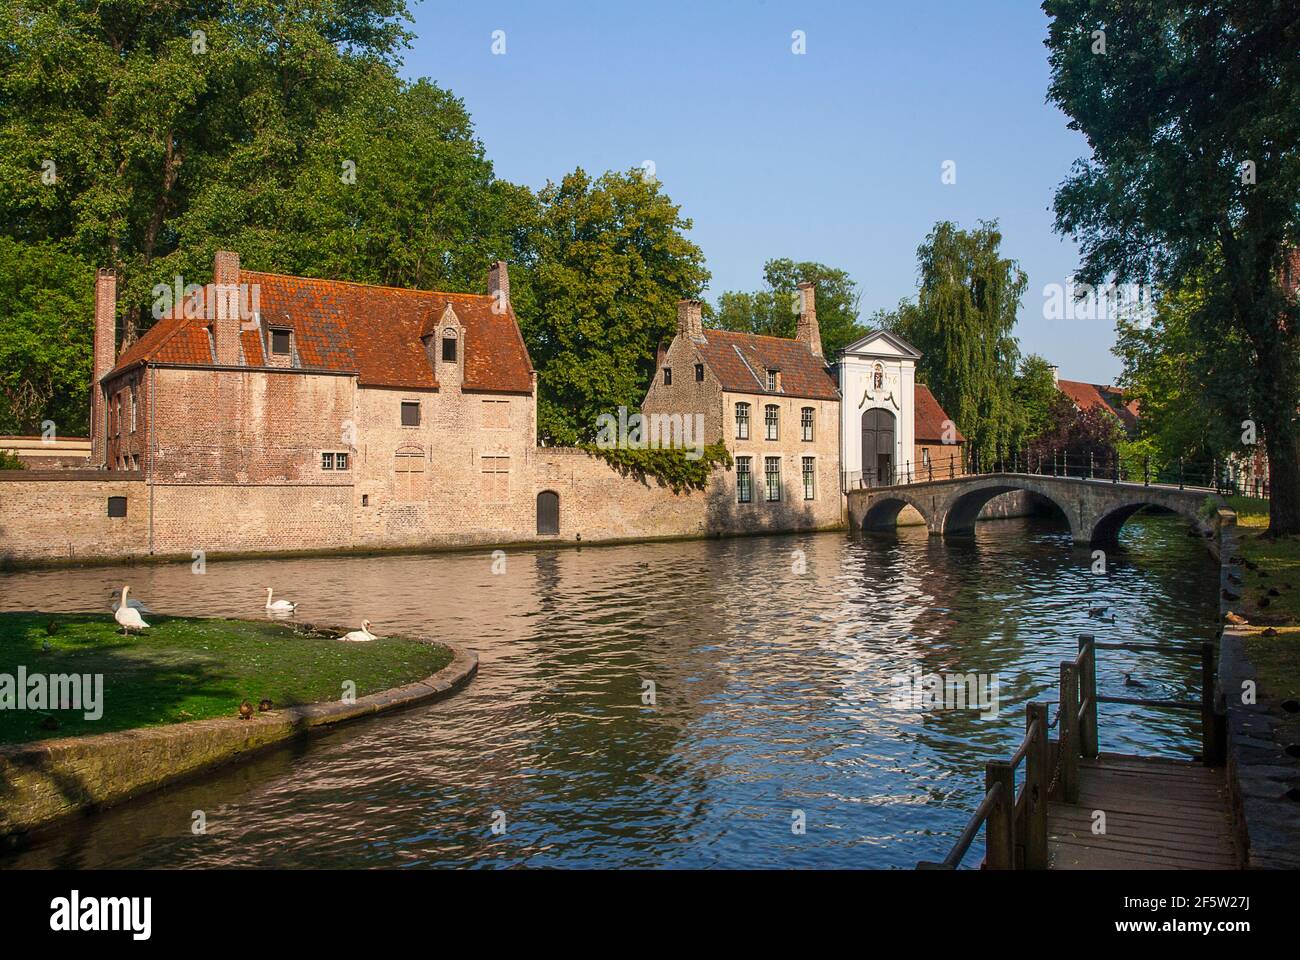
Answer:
[917,634,1224,870]
[846,448,1253,497]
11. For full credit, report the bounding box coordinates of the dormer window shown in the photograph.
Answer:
[270,328,291,355]
[766,369,780,392]
[442,328,458,362]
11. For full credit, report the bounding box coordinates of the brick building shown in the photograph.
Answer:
[641,283,843,530]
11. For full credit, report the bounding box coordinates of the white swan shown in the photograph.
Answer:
[114,586,149,634]
[265,587,297,613]
[110,589,151,614]
[341,620,376,643]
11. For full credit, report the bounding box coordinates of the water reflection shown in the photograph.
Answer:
[0,514,1217,868]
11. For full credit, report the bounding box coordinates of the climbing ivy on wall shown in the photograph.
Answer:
[582,442,733,495]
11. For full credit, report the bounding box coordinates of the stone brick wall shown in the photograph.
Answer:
[0,473,148,565]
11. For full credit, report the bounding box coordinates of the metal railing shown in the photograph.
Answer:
[917,634,1224,870]
[845,448,1255,496]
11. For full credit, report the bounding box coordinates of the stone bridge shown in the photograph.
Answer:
[846,473,1224,547]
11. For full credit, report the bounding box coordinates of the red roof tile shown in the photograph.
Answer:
[915,384,965,442]
[107,271,534,395]
[695,328,838,401]
[1056,378,1137,430]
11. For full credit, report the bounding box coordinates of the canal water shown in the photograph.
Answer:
[0,513,1217,869]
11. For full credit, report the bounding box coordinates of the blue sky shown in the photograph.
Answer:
[404,1,1119,383]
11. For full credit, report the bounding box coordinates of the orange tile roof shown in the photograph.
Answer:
[1056,377,1138,430]
[107,271,534,395]
[915,384,965,442]
[695,328,839,401]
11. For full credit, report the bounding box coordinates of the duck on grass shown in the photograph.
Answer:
[0,612,451,746]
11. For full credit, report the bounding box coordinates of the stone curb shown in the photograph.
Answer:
[0,629,477,841]
[1216,512,1300,869]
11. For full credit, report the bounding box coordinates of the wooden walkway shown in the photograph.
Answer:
[1046,754,1238,869]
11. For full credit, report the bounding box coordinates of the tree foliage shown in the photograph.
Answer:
[712,258,866,359]
[1043,0,1300,534]
[1024,392,1125,472]
[0,6,709,448]
[0,237,94,433]
[1113,270,1255,466]
[520,168,710,445]
[1012,354,1063,447]
[884,220,1027,464]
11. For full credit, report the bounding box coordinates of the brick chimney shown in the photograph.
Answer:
[212,250,241,366]
[90,268,117,466]
[795,281,822,358]
[677,299,703,340]
[488,260,510,311]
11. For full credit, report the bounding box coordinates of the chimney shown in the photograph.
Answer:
[1049,364,1059,385]
[489,261,510,311]
[795,281,822,358]
[90,268,117,466]
[212,250,241,366]
[676,299,703,340]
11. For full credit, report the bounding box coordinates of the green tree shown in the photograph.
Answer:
[1012,354,1062,447]
[1044,0,1300,534]
[0,0,415,340]
[1113,271,1254,466]
[885,220,1026,464]
[712,259,866,359]
[520,168,709,444]
[0,237,94,434]
[173,73,532,293]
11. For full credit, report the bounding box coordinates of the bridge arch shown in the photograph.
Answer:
[859,491,935,534]
[1088,498,1207,548]
[940,481,1076,541]
[845,473,1221,549]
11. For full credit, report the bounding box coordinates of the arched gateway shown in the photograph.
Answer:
[861,408,896,485]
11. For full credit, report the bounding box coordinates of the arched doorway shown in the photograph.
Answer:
[536,490,560,535]
[861,408,896,485]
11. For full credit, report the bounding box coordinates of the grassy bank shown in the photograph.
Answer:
[0,613,451,745]
[1225,496,1300,742]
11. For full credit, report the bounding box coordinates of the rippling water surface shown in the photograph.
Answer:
[0,514,1218,869]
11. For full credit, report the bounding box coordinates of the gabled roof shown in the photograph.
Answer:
[694,328,839,401]
[107,271,534,395]
[839,328,922,360]
[915,384,965,443]
[1057,378,1137,430]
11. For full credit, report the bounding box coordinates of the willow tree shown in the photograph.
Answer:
[1044,0,1300,535]
[890,220,1026,465]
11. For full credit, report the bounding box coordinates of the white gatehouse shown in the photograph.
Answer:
[838,330,921,489]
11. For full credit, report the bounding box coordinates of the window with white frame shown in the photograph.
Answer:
[765,404,779,440]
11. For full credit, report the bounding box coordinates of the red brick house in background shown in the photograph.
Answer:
[913,384,965,479]
[1052,366,1140,433]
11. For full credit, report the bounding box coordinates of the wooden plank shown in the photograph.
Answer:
[1046,754,1239,870]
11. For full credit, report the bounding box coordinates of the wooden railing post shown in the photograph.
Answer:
[1078,635,1098,758]
[984,761,1015,870]
[1059,662,1079,803]
[1024,702,1049,869]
